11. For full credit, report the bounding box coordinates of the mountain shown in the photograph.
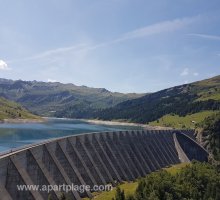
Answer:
[0,78,144,118]
[96,75,220,128]
[0,97,39,121]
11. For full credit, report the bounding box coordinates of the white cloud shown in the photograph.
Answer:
[0,59,10,70]
[47,78,57,82]
[180,68,189,76]
[188,33,220,41]
[193,72,199,76]
[184,80,189,84]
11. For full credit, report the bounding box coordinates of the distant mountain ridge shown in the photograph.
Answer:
[95,75,220,127]
[1,76,219,127]
[0,78,144,118]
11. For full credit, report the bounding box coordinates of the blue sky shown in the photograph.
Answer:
[0,0,220,93]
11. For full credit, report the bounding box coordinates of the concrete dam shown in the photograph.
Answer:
[0,130,208,200]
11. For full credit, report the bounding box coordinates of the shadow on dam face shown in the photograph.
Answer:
[0,130,208,200]
[174,131,209,162]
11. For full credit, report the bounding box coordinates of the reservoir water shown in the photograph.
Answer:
[0,118,141,153]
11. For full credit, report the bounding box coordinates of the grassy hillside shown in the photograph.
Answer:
[193,75,220,101]
[96,75,220,127]
[0,97,39,121]
[149,111,218,129]
[0,78,144,118]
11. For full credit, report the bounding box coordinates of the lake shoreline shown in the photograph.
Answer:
[0,117,172,130]
[0,118,45,124]
[81,119,173,130]
[44,117,173,130]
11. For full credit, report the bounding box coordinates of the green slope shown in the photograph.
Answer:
[83,182,138,200]
[196,112,220,161]
[0,97,39,121]
[123,162,220,200]
[96,75,220,126]
[193,75,220,101]
[0,78,144,118]
[149,111,218,129]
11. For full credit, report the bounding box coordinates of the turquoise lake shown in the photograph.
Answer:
[0,118,141,153]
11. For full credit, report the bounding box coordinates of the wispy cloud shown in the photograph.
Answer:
[8,16,199,65]
[8,44,88,63]
[180,68,189,76]
[29,44,88,60]
[0,59,10,70]
[118,17,198,42]
[193,72,199,76]
[188,33,220,41]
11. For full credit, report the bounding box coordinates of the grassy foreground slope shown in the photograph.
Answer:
[0,97,40,121]
[82,163,188,200]
[83,182,138,200]
[112,162,220,200]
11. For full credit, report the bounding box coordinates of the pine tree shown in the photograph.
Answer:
[113,186,125,200]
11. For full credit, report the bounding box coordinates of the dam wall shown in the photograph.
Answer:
[175,131,208,162]
[0,130,208,200]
